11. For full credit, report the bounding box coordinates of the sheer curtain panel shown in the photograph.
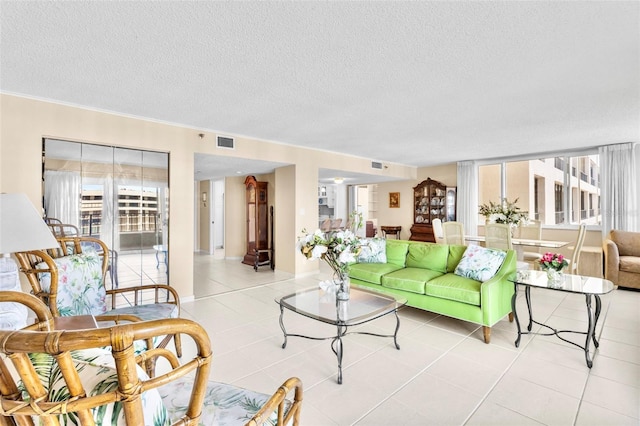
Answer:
[599,142,638,235]
[457,161,478,236]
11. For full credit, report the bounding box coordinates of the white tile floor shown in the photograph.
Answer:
[141,253,640,425]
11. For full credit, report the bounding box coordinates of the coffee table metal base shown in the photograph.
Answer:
[512,285,602,368]
[278,306,401,384]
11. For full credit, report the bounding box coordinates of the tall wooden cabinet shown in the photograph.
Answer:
[409,178,455,242]
[242,176,270,267]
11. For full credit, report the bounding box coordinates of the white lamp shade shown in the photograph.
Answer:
[0,193,59,254]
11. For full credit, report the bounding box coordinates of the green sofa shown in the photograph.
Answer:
[348,239,516,343]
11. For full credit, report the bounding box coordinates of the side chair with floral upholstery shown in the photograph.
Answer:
[14,236,182,376]
[0,291,303,426]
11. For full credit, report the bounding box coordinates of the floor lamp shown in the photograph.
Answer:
[0,193,59,329]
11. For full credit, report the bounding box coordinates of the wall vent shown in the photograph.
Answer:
[371,161,383,170]
[217,136,235,149]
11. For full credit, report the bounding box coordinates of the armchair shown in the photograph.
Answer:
[0,291,303,425]
[14,236,182,376]
[603,230,640,289]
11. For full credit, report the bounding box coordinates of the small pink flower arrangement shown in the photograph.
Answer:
[539,252,569,271]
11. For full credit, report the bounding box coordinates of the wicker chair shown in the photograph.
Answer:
[14,236,181,376]
[0,291,303,426]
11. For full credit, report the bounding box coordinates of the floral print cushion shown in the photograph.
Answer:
[159,378,290,425]
[37,252,108,317]
[454,244,507,282]
[3,348,168,426]
[357,238,387,263]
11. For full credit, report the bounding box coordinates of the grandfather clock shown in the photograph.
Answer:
[242,176,269,267]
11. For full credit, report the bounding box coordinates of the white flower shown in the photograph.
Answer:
[298,228,362,276]
[311,244,328,259]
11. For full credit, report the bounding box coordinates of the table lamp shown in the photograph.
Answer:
[0,193,59,329]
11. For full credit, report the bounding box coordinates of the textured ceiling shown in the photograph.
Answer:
[1,1,638,180]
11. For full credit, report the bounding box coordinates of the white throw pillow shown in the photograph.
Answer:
[357,238,387,263]
[454,244,506,282]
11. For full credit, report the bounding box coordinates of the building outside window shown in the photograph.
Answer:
[479,152,600,227]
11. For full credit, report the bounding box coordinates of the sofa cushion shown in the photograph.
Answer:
[381,268,444,294]
[349,263,404,285]
[386,240,410,267]
[620,256,640,274]
[447,245,468,273]
[454,244,506,282]
[426,274,482,306]
[357,238,387,263]
[406,243,448,273]
[160,378,290,425]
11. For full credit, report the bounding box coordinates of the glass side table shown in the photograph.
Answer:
[509,270,616,367]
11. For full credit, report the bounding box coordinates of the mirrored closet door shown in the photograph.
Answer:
[43,139,170,287]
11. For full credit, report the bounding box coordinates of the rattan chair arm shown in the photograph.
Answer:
[245,377,303,426]
[107,284,180,305]
[0,319,212,425]
[14,250,60,316]
[105,284,180,308]
[0,291,53,325]
[136,348,180,370]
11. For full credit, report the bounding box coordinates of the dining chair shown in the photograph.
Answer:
[485,223,529,270]
[567,224,587,274]
[485,223,513,251]
[518,220,543,267]
[432,218,445,243]
[442,221,465,245]
[320,218,331,232]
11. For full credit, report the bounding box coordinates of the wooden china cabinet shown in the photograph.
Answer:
[409,178,455,242]
[242,176,270,267]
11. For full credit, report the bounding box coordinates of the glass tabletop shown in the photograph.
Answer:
[509,270,616,295]
[276,286,407,326]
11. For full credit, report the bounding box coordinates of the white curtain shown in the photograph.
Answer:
[159,186,168,247]
[456,161,478,236]
[44,170,81,227]
[100,175,121,252]
[599,142,638,235]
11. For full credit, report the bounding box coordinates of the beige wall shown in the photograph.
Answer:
[1,94,415,297]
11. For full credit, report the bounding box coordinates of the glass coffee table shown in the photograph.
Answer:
[509,270,616,368]
[276,286,407,384]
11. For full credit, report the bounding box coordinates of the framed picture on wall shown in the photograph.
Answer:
[389,192,400,208]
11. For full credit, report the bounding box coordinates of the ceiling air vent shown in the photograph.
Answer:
[217,136,235,149]
[371,161,383,170]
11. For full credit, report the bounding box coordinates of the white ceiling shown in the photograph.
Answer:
[2,1,638,183]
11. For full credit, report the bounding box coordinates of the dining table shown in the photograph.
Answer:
[464,235,569,260]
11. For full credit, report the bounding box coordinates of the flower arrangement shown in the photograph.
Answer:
[538,252,569,271]
[479,198,528,226]
[297,228,361,277]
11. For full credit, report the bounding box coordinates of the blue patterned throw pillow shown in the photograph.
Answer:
[357,238,387,263]
[454,244,506,282]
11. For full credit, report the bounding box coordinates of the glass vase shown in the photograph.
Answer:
[335,273,350,301]
[546,268,564,287]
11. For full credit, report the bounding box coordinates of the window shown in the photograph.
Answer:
[479,152,600,227]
